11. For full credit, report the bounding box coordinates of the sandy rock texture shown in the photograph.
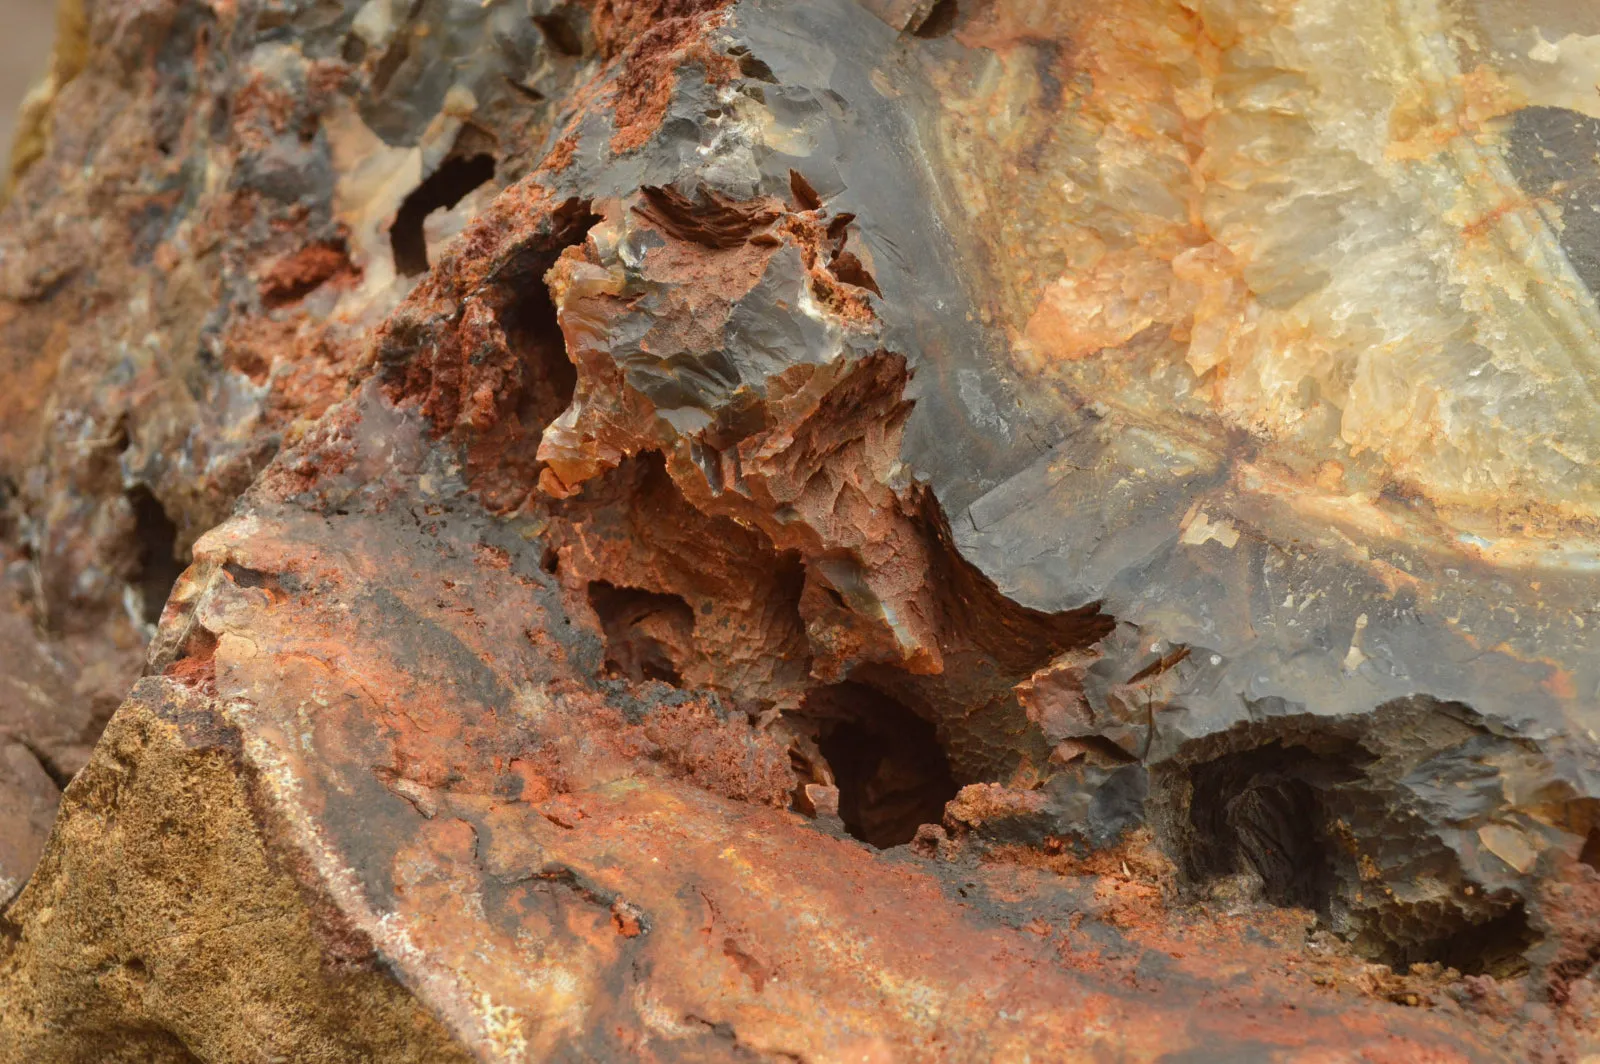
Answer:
[1,0,1598,1060]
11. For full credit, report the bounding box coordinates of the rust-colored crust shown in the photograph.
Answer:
[1,0,1598,1059]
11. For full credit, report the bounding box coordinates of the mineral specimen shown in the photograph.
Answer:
[1,0,1597,1059]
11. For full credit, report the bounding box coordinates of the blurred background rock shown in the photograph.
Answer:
[1,0,58,161]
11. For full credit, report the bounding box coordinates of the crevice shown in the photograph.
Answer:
[727,44,777,84]
[796,683,959,849]
[829,249,881,296]
[844,486,1115,783]
[533,7,588,57]
[129,486,184,627]
[501,256,578,441]
[1154,714,1546,976]
[682,1015,805,1063]
[737,53,776,83]
[1374,900,1536,978]
[505,76,546,103]
[914,0,958,38]
[789,170,821,212]
[587,582,695,685]
[1580,827,1600,872]
[386,197,597,512]
[389,154,497,277]
[0,474,17,543]
[529,865,619,911]
[15,736,74,791]
[371,28,412,96]
[538,451,812,705]
[1176,741,1356,912]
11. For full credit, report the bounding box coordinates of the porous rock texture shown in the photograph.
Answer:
[1,0,1599,1059]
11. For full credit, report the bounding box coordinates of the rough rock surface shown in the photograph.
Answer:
[1,0,1599,1060]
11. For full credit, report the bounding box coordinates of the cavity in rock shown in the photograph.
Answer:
[390,154,497,276]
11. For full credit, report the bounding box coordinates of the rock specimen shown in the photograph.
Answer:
[1,0,1598,1059]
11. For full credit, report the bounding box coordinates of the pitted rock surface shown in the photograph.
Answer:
[2,0,1599,1059]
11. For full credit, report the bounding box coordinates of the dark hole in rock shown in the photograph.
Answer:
[390,154,496,277]
[805,682,960,849]
[789,170,822,211]
[505,77,546,103]
[1581,827,1600,872]
[0,475,16,540]
[831,251,882,296]
[533,10,586,56]
[1372,901,1536,978]
[587,582,695,686]
[15,736,73,791]
[736,52,776,83]
[455,199,596,512]
[1167,728,1543,976]
[129,486,184,626]
[915,0,958,38]
[502,257,578,436]
[223,563,273,592]
[1181,741,1347,911]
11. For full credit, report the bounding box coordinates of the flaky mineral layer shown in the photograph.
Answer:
[0,0,1597,1060]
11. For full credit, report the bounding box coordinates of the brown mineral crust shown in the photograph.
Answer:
[1537,852,1600,1003]
[589,0,727,55]
[257,239,361,311]
[774,211,881,327]
[634,184,785,249]
[540,131,579,175]
[371,184,593,425]
[0,0,591,768]
[588,0,738,153]
[537,453,814,705]
[638,696,796,807]
[0,457,1507,1060]
[529,188,1110,769]
[217,307,370,446]
[368,184,602,513]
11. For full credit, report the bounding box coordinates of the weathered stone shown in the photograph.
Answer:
[0,742,59,904]
[1,0,1599,1059]
[0,678,473,1063]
